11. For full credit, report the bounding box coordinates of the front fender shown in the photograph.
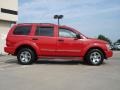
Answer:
[81,43,106,57]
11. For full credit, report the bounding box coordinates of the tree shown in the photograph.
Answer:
[114,39,120,45]
[97,34,112,45]
[116,39,120,43]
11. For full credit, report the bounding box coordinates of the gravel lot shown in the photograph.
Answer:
[0,51,120,90]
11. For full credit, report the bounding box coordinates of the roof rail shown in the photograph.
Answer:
[17,23,56,25]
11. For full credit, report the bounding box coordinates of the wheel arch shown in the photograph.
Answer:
[84,46,106,60]
[14,44,38,57]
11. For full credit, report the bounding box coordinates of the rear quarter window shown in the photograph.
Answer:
[13,26,31,35]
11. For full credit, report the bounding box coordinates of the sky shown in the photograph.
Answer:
[19,0,120,42]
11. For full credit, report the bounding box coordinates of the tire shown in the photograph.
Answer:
[17,48,36,65]
[84,49,104,65]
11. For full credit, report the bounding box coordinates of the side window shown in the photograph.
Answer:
[59,28,76,38]
[13,26,31,35]
[36,27,54,37]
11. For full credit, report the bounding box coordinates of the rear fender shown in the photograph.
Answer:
[15,41,40,56]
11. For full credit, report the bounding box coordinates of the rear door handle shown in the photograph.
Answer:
[32,38,38,40]
[58,39,64,42]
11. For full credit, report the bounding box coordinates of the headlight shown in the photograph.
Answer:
[106,44,111,50]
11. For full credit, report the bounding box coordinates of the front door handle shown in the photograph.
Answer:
[58,39,64,42]
[32,38,38,40]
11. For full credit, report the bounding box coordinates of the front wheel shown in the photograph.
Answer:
[17,48,36,65]
[84,49,104,65]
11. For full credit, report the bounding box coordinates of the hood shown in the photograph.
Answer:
[88,38,108,44]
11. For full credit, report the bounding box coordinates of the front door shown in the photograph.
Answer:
[56,28,83,57]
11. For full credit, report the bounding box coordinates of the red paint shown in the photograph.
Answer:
[4,23,113,61]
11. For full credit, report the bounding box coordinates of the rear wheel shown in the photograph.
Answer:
[84,49,104,65]
[17,48,36,65]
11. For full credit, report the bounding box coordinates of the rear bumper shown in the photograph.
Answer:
[4,47,15,55]
[105,50,113,59]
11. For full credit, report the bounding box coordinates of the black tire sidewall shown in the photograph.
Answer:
[85,49,104,65]
[17,48,36,65]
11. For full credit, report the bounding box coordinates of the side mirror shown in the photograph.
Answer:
[76,34,81,39]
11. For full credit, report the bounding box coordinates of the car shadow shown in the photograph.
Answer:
[4,58,85,65]
[5,58,18,64]
[35,60,85,65]
[5,58,108,66]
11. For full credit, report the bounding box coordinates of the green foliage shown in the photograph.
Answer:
[114,39,120,45]
[116,39,120,43]
[97,34,112,45]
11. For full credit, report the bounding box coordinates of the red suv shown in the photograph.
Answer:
[4,23,113,65]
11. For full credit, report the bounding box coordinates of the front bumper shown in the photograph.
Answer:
[105,50,113,59]
[4,47,15,55]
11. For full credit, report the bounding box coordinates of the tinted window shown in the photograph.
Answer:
[36,27,54,36]
[13,26,31,35]
[59,28,76,38]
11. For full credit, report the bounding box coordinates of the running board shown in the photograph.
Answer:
[38,56,83,61]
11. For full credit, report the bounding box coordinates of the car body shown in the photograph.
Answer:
[4,23,113,65]
[114,43,120,50]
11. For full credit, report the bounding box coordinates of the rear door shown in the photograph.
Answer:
[33,24,57,56]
